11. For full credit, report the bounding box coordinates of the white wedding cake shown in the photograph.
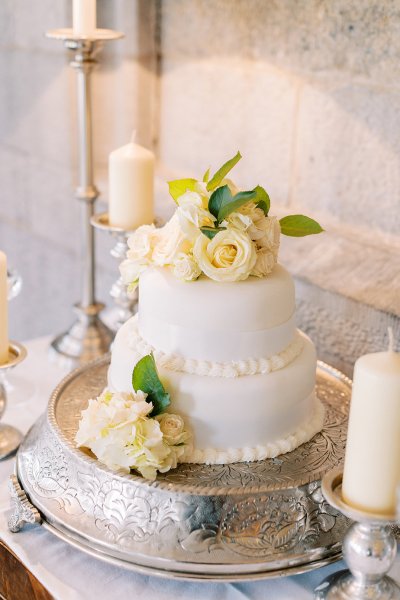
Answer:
[76,152,324,479]
[109,264,323,464]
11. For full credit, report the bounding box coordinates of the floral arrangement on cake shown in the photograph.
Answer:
[120,151,323,291]
[75,354,191,480]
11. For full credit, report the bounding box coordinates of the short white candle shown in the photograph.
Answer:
[0,251,9,365]
[342,330,400,515]
[73,0,97,37]
[108,138,154,231]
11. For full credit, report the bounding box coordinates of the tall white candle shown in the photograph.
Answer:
[342,330,400,515]
[73,0,97,37]
[108,139,154,230]
[0,252,9,365]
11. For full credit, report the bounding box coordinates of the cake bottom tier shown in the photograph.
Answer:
[109,321,323,465]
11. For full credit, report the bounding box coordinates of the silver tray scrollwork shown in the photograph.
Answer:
[13,357,351,581]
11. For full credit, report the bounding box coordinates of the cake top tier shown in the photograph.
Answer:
[120,152,323,291]
[139,264,295,332]
[137,264,296,362]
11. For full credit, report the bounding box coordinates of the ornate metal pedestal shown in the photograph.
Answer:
[10,359,351,581]
[314,469,400,600]
[46,29,124,367]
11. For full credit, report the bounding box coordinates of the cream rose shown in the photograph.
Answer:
[177,190,204,208]
[119,258,148,290]
[223,211,252,232]
[251,247,277,277]
[193,228,256,282]
[126,224,158,261]
[177,204,215,241]
[156,413,188,445]
[173,252,201,281]
[238,201,264,222]
[248,215,281,253]
[152,214,191,266]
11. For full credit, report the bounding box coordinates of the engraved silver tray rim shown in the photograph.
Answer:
[40,518,342,582]
[14,356,352,581]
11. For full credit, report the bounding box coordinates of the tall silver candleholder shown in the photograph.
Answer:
[91,212,137,331]
[46,28,124,367]
[0,342,27,459]
[314,468,400,600]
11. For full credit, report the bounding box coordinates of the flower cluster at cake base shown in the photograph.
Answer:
[75,355,191,481]
[120,151,323,291]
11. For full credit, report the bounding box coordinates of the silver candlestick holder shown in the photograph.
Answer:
[314,468,400,600]
[91,212,137,331]
[0,342,27,460]
[46,28,124,367]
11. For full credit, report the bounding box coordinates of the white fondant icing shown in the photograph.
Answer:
[108,263,322,466]
[138,264,295,362]
[127,314,304,377]
[181,396,325,465]
[109,318,318,457]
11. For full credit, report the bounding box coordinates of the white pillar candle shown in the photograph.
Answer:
[73,0,97,37]
[0,251,9,365]
[342,330,400,515]
[108,139,154,230]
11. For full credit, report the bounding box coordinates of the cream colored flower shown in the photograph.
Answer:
[152,214,191,266]
[126,224,158,261]
[177,203,215,241]
[75,388,190,481]
[223,211,252,232]
[237,201,264,222]
[193,228,256,282]
[119,258,148,295]
[251,247,277,277]
[173,252,201,281]
[156,413,188,445]
[177,190,204,208]
[248,215,281,254]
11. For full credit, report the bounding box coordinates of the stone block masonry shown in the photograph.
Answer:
[0,0,399,365]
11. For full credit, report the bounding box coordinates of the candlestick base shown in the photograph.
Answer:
[0,342,27,459]
[314,468,400,600]
[91,212,138,331]
[0,425,23,461]
[50,302,113,369]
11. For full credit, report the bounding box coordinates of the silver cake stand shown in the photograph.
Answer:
[9,358,352,581]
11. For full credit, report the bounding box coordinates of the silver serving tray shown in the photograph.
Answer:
[12,357,352,581]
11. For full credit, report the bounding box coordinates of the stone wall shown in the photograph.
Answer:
[0,0,399,373]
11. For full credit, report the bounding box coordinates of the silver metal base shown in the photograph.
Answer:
[315,569,400,599]
[91,212,138,331]
[314,469,400,599]
[0,342,27,459]
[0,424,23,460]
[50,303,113,368]
[11,358,353,580]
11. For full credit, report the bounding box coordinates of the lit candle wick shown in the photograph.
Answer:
[388,327,394,352]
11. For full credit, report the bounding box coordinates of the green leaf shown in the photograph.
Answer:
[217,189,257,223]
[200,226,227,240]
[206,151,242,192]
[203,167,210,183]
[279,215,324,237]
[253,185,270,215]
[208,185,232,221]
[132,354,170,417]
[168,178,198,203]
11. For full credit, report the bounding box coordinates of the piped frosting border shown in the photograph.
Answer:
[181,396,325,465]
[128,314,304,378]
